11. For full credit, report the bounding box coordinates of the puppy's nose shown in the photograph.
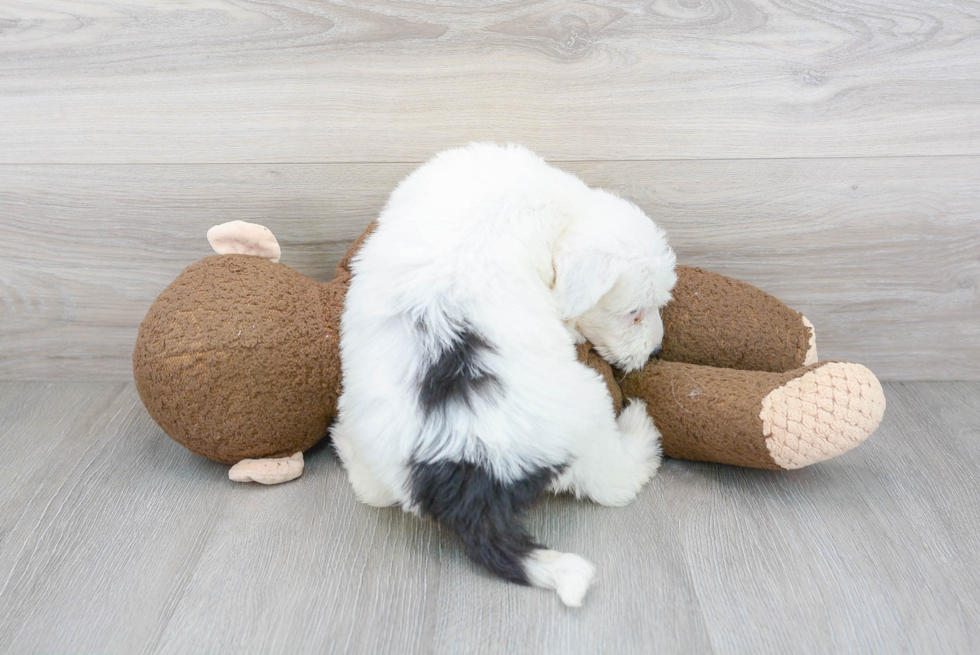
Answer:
[651,345,663,357]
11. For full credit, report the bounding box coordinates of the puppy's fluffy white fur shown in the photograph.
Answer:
[333,143,676,607]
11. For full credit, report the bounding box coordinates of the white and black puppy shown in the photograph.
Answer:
[333,143,677,607]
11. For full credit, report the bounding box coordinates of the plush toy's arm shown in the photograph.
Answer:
[661,266,817,372]
[620,359,884,470]
[578,345,885,470]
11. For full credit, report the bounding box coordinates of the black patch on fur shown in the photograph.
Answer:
[418,325,501,416]
[411,460,559,585]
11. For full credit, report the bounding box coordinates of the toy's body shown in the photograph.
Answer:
[134,221,885,483]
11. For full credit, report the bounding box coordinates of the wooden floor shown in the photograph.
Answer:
[0,381,977,654]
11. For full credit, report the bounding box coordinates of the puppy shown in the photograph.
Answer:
[333,143,677,607]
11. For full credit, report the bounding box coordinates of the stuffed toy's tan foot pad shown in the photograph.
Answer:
[229,452,304,484]
[207,220,281,262]
[618,360,885,469]
[761,362,884,469]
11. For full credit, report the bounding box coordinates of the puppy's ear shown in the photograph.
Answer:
[553,247,621,320]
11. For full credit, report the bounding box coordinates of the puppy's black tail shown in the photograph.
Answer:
[411,460,595,607]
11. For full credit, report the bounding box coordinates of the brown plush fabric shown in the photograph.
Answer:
[620,359,825,469]
[315,223,380,420]
[133,255,336,464]
[333,221,377,284]
[661,266,813,373]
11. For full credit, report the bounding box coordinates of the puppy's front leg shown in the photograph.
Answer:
[552,399,663,506]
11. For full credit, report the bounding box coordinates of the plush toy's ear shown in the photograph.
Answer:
[553,245,621,320]
[207,220,282,263]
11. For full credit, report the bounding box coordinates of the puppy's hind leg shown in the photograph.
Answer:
[552,399,662,507]
[332,423,398,507]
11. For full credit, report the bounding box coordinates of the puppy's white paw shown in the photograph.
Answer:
[605,399,662,504]
[333,431,398,507]
[525,549,596,608]
[618,399,663,467]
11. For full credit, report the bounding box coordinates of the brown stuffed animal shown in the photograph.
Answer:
[133,221,885,483]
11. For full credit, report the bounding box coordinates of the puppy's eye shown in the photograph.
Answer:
[629,309,643,324]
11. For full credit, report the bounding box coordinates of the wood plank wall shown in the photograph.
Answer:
[1,0,978,381]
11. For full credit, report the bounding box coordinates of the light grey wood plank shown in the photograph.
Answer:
[0,384,232,655]
[0,383,712,655]
[2,158,977,381]
[1,1,978,162]
[153,432,713,654]
[0,163,403,381]
[0,382,115,516]
[868,382,980,635]
[1,382,978,653]
[663,382,980,654]
[426,491,714,655]
[152,442,441,655]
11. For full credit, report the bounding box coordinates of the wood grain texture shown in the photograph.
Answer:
[2,159,977,381]
[0,382,114,515]
[663,385,980,653]
[1,0,979,162]
[0,383,231,654]
[0,381,978,653]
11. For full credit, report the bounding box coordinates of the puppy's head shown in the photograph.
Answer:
[553,193,677,372]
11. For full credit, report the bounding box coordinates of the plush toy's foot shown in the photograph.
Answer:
[621,361,885,470]
[760,361,883,469]
[228,452,304,484]
[207,220,282,262]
